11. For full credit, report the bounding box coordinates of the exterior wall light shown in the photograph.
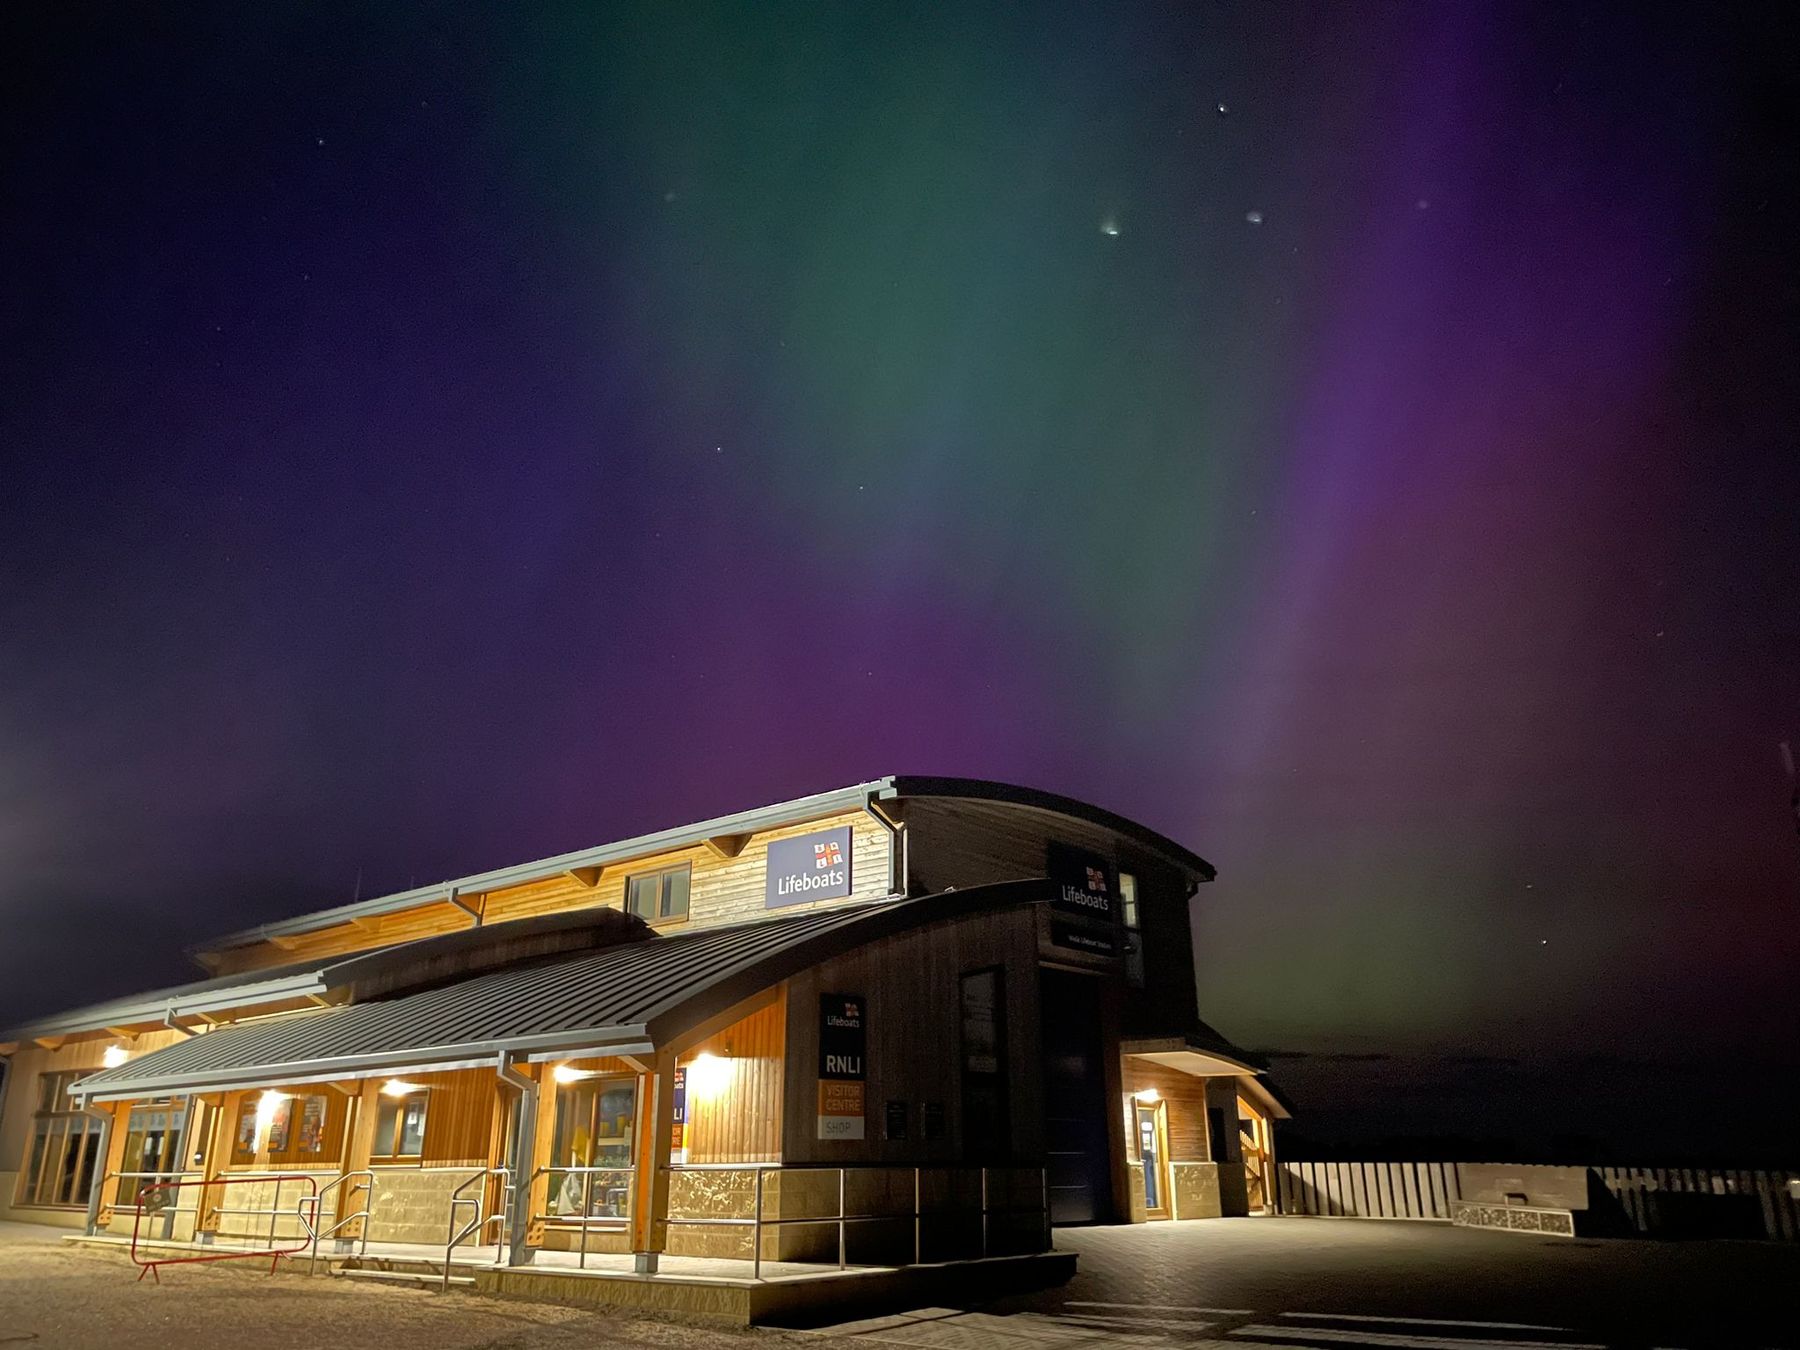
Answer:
[686,1050,733,1100]
[380,1078,423,1097]
[552,1064,599,1084]
[101,1044,130,1069]
[1134,1087,1161,1103]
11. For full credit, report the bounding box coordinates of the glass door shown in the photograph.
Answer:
[1135,1101,1171,1219]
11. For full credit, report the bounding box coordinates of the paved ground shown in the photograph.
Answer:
[3,1218,1796,1349]
[817,1218,1800,1348]
[0,1222,842,1350]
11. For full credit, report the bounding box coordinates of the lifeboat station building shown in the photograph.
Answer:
[0,777,1284,1319]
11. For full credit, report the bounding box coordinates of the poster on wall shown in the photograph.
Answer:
[817,993,866,1140]
[671,1065,687,1162]
[767,826,853,908]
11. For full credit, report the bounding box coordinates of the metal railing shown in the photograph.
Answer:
[128,1174,318,1283]
[297,1170,374,1273]
[660,1163,1049,1280]
[530,1164,636,1269]
[102,1170,193,1241]
[443,1166,510,1291]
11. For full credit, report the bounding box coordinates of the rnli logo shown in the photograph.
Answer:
[815,841,843,870]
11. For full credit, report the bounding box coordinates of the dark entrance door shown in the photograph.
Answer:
[1038,968,1110,1224]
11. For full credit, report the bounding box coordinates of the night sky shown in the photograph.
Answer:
[3,3,1796,1159]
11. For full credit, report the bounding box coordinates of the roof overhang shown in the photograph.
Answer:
[73,880,1053,1105]
[1123,1034,1292,1120]
[195,780,894,958]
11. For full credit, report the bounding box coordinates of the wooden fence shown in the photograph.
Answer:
[1276,1160,1462,1220]
[1275,1161,1800,1242]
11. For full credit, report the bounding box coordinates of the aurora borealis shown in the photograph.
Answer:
[2,2,1796,1156]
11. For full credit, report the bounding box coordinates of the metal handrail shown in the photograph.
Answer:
[530,1164,635,1270]
[442,1166,510,1292]
[298,1170,374,1274]
[658,1163,1050,1280]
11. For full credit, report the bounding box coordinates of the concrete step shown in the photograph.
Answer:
[335,1266,474,1289]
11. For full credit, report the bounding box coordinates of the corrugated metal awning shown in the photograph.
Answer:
[72,880,1050,1101]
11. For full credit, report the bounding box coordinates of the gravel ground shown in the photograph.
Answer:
[0,1226,846,1350]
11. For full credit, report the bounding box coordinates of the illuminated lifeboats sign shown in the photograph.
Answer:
[1047,843,1114,921]
[766,825,853,908]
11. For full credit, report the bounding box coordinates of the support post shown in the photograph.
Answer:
[629,1049,677,1274]
[501,1058,543,1268]
[80,1105,117,1236]
[337,1080,380,1245]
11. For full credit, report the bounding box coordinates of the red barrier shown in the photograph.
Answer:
[129,1173,318,1283]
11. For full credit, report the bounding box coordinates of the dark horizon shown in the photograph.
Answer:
[3,1,1797,1162]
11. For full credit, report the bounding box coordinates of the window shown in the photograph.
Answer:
[625,863,690,922]
[119,1098,186,1206]
[231,1092,339,1165]
[548,1076,637,1220]
[1119,872,1145,988]
[17,1071,103,1208]
[373,1092,429,1159]
[960,968,1010,1159]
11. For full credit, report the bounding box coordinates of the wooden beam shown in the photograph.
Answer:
[33,1036,64,1051]
[267,935,305,951]
[703,834,750,860]
[566,866,602,888]
[103,1026,140,1040]
[0,1042,17,1056]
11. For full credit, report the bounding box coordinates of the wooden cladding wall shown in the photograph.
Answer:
[408,1068,495,1166]
[681,994,785,1164]
[901,797,1201,1038]
[216,810,892,975]
[1121,1060,1211,1162]
[782,905,1045,1167]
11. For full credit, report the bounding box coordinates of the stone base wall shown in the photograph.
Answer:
[210,1172,334,1244]
[659,1165,1047,1264]
[1172,1162,1223,1219]
[368,1166,480,1245]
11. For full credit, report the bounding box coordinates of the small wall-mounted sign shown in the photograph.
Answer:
[885,1100,908,1141]
[768,826,854,908]
[817,993,867,1140]
[1050,921,1118,956]
[923,1100,946,1141]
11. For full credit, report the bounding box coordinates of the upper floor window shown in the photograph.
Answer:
[1119,871,1145,989]
[625,863,690,922]
[16,1071,101,1208]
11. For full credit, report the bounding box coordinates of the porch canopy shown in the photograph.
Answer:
[70,879,1051,1104]
[1122,1028,1293,1119]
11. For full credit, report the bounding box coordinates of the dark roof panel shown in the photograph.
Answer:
[73,881,1051,1100]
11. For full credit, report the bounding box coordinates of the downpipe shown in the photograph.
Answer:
[496,1051,536,1267]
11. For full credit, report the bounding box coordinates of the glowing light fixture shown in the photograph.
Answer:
[686,1050,733,1101]
[1133,1087,1161,1104]
[380,1079,423,1097]
[101,1044,130,1069]
[553,1064,599,1084]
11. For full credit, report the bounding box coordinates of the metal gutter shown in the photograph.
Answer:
[198,779,896,954]
[3,970,333,1043]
